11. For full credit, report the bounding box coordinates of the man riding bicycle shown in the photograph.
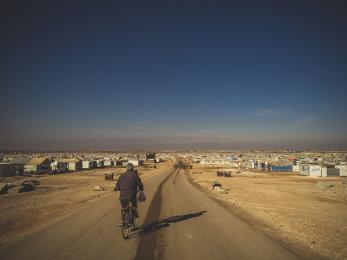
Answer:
[114,163,144,223]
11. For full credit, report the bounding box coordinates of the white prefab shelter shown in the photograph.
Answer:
[200,159,225,165]
[60,159,80,172]
[247,161,255,169]
[93,160,104,168]
[67,162,77,171]
[292,165,300,172]
[240,162,248,168]
[81,160,92,169]
[321,167,339,177]
[50,160,58,171]
[104,159,112,167]
[50,161,68,172]
[299,165,309,176]
[309,165,322,177]
[336,165,347,177]
[122,161,128,167]
[128,159,139,166]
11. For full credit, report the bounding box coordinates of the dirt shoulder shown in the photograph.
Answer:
[188,164,347,260]
[0,163,171,245]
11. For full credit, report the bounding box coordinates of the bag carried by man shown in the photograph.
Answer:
[138,190,146,202]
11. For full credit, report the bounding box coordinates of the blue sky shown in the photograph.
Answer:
[1,1,346,150]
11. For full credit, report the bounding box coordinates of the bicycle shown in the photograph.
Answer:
[120,200,138,239]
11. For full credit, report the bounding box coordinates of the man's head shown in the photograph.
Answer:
[127,163,134,171]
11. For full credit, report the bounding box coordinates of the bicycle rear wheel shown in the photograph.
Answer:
[121,209,130,239]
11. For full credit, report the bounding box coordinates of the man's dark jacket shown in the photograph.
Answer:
[115,170,144,199]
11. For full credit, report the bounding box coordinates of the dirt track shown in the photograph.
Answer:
[0,163,318,259]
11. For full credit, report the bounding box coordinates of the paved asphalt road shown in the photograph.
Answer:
[0,163,309,260]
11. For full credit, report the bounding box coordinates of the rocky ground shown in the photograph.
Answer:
[189,164,347,259]
[0,163,171,245]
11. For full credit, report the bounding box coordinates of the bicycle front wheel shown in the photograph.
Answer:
[122,224,129,239]
[121,211,130,239]
[132,215,138,231]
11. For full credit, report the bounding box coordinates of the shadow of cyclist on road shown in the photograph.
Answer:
[128,210,207,239]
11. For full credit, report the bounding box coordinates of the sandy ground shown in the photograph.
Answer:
[0,162,171,245]
[189,164,347,260]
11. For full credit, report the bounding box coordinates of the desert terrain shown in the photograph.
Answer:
[188,163,347,259]
[0,160,345,259]
[0,163,171,245]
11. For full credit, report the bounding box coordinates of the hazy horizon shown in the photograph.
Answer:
[1,135,347,152]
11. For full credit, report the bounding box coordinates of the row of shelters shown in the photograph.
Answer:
[185,151,347,177]
[298,164,346,177]
[0,157,143,177]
